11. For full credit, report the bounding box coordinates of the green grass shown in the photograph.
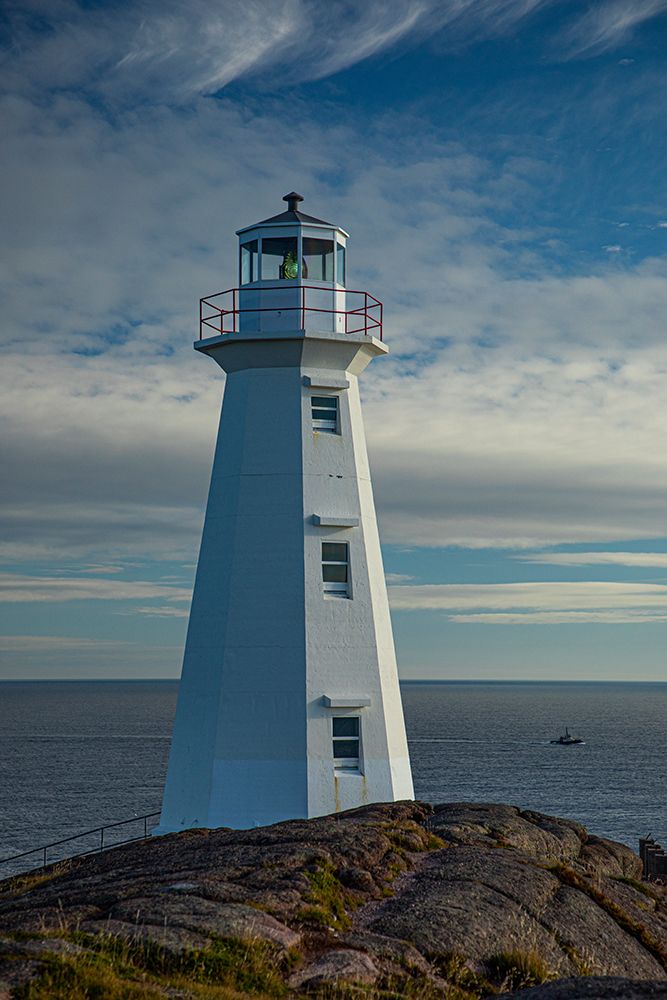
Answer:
[14,932,292,1000]
[296,861,352,931]
[429,952,492,999]
[486,949,553,992]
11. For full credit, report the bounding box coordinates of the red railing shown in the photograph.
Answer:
[199,285,383,341]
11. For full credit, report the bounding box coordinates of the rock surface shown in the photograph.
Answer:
[0,801,663,998]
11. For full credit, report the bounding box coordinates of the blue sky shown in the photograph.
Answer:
[2,0,667,680]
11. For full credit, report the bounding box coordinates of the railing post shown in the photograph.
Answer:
[233,288,237,334]
[301,285,305,331]
[379,302,383,340]
[199,298,203,341]
[365,292,368,336]
[144,816,148,838]
[100,827,104,853]
[43,846,47,868]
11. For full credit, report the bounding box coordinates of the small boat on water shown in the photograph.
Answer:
[550,727,585,746]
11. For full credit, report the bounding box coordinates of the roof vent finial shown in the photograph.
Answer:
[283,191,304,213]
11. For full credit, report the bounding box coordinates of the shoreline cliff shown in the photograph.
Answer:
[0,801,665,998]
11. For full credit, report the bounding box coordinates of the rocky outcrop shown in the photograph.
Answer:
[0,801,664,998]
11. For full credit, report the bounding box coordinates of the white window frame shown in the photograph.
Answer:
[322,541,350,598]
[332,715,361,772]
[311,394,339,434]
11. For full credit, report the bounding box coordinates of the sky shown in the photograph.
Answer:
[2,0,667,681]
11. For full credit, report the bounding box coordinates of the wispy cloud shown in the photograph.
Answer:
[516,552,667,568]
[0,0,554,99]
[132,606,190,618]
[0,635,131,651]
[388,581,667,622]
[449,611,667,624]
[555,0,667,59]
[0,574,191,604]
[5,0,667,104]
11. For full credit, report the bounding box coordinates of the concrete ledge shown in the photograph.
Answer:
[312,514,359,527]
[303,375,350,390]
[322,696,371,708]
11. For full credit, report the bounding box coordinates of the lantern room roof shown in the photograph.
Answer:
[236,192,347,236]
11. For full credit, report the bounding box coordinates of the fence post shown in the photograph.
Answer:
[100,827,104,853]
[43,846,47,868]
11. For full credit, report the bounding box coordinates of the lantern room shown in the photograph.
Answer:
[199,194,382,340]
[236,192,347,287]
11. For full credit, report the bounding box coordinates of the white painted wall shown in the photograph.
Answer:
[157,324,413,833]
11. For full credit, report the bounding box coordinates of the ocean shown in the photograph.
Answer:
[0,681,664,874]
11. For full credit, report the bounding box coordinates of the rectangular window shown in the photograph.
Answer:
[333,716,360,769]
[303,237,334,281]
[336,244,345,285]
[240,240,258,284]
[262,236,298,280]
[311,395,338,433]
[322,541,349,597]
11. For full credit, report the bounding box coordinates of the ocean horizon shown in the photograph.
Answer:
[1,679,664,872]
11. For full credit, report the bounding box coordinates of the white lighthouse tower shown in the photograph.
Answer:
[157,193,414,832]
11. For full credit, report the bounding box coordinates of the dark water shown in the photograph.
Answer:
[0,681,664,872]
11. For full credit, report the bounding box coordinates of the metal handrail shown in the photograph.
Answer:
[0,811,161,878]
[199,284,383,341]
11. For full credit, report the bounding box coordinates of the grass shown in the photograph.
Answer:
[612,875,662,902]
[429,952,492,999]
[296,861,352,931]
[486,949,553,992]
[550,863,667,970]
[0,860,72,899]
[14,932,292,1000]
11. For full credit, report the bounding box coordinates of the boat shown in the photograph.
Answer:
[550,727,585,746]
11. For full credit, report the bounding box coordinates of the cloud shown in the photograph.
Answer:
[388,580,667,615]
[516,552,667,568]
[1,0,555,101]
[449,611,667,624]
[0,635,131,651]
[0,573,191,604]
[5,0,667,109]
[131,606,190,617]
[555,0,667,59]
[3,88,667,561]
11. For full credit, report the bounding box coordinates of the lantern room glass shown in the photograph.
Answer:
[262,237,298,280]
[240,240,258,285]
[336,243,345,286]
[302,238,334,281]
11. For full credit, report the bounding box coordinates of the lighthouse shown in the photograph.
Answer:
[157,193,414,832]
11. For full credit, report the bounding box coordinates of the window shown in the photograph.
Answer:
[262,237,298,280]
[240,240,258,284]
[322,541,349,597]
[311,395,338,433]
[333,716,360,769]
[302,237,334,281]
[336,243,346,286]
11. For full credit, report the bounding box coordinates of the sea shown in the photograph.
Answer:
[0,681,665,875]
